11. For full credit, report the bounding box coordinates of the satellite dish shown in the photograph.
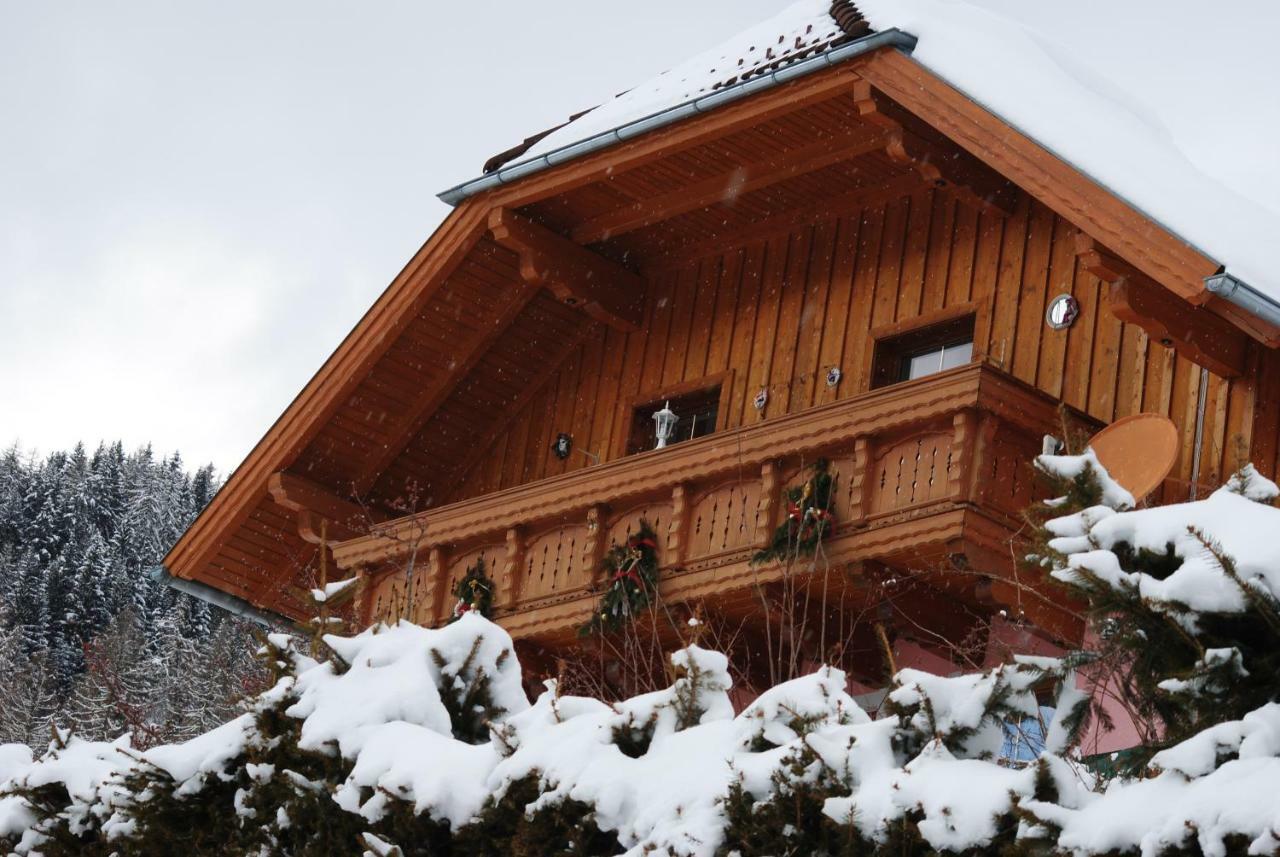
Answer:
[1087,413,1179,501]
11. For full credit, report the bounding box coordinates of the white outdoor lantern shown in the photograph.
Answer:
[652,401,678,449]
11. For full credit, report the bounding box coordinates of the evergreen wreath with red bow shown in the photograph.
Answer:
[451,557,495,620]
[752,459,836,565]
[579,520,661,636]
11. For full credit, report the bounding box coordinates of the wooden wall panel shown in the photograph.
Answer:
[447,190,1261,506]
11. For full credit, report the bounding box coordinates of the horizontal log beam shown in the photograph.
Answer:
[657,174,929,264]
[570,127,889,244]
[1077,235,1247,378]
[268,471,381,543]
[488,208,646,331]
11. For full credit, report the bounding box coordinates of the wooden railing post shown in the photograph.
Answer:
[419,546,448,624]
[849,435,871,525]
[583,504,609,585]
[668,484,691,568]
[501,526,525,609]
[757,461,780,547]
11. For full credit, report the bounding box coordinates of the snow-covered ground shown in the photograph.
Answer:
[6,441,1280,857]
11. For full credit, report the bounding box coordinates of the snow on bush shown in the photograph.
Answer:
[4,457,1280,854]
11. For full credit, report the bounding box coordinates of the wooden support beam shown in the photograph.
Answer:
[488,208,646,331]
[1077,235,1247,378]
[268,471,382,543]
[571,127,889,244]
[852,80,1015,215]
[658,173,929,264]
[351,276,543,493]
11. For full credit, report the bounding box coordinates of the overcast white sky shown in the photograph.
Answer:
[4,1,1278,477]
[0,0,785,473]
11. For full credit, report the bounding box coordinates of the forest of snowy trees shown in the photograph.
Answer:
[0,443,261,750]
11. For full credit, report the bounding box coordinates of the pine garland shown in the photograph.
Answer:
[579,521,660,637]
[752,459,835,565]
[451,557,495,621]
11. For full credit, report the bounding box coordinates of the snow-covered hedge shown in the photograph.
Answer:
[3,454,1280,856]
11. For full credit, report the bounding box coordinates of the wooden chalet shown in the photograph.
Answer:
[163,3,1280,686]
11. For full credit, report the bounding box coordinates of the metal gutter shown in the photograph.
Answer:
[150,565,283,628]
[437,28,918,206]
[1204,271,1280,330]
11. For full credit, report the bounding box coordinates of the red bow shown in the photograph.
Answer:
[612,566,640,586]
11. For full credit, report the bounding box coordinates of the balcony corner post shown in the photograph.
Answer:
[962,411,1000,504]
[950,409,978,502]
[501,526,525,609]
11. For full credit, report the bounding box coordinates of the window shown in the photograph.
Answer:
[900,339,974,382]
[871,312,976,389]
[624,378,726,455]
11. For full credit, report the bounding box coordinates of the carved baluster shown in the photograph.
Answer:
[849,436,870,525]
[757,461,780,547]
[583,505,609,586]
[501,527,525,610]
[668,484,691,568]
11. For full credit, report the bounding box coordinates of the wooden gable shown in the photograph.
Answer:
[164,42,1278,624]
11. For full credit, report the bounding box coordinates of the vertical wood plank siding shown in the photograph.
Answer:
[443,190,1260,504]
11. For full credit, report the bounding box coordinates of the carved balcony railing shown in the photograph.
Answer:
[332,363,1093,641]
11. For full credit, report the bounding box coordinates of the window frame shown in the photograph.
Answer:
[865,303,983,391]
[614,370,735,458]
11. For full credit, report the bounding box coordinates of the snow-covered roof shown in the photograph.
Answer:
[480,0,1280,303]
[515,0,868,162]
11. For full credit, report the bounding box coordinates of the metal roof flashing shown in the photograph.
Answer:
[436,28,918,206]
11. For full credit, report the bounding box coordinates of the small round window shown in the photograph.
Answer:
[1045,294,1080,330]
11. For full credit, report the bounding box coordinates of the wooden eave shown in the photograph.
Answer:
[165,43,1263,619]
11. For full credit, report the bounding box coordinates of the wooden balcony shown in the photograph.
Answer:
[333,362,1092,643]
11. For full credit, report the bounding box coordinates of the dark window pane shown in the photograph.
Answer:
[628,385,722,454]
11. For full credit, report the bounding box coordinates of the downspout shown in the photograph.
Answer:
[1189,367,1209,500]
[150,565,282,628]
[437,28,919,206]
[1194,272,1280,499]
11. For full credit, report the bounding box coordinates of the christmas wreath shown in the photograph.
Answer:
[451,557,495,620]
[579,521,661,636]
[752,459,836,565]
